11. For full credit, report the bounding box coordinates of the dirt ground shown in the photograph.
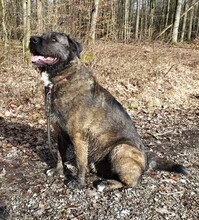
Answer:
[0,41,199,220]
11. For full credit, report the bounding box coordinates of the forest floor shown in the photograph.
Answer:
[0,41,199,220]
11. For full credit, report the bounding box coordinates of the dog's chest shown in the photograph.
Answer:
[41,71,53,87]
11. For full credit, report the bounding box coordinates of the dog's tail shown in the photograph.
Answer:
[147,152,188,175]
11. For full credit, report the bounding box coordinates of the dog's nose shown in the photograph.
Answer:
[30,36,40,44]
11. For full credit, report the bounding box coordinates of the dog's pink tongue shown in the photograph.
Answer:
[31,55,44,62]
[31,55,57,64]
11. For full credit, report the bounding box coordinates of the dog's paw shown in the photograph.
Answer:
[46,167,61,177]
[97,184,107,192]
[93,180,110,192]
[64,178,84,190]
[94,179,124,192]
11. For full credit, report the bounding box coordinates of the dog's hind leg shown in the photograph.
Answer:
[96,144,146,191]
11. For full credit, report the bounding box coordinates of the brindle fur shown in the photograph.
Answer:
[29,32,187,191]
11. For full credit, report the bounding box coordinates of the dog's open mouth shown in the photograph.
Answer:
[31,55,59,65]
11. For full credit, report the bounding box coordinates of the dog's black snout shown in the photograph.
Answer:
[30,36,40,44]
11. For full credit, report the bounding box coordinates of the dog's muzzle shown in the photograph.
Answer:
[29,36,59,65]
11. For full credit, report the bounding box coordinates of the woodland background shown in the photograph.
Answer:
[0,0,199,61]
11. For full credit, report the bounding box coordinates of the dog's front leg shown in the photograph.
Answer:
[72,132,88,186]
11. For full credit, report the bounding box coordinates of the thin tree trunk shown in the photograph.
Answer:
[196,4,199,35]
[26,0,31,50]
[140,2,144,40]
[196,3,199,35]
[162,0,166,28]
[90,0,100,42]
[172,0,182,43]
[119,0,125,40]
[188,0,195,40]
[124,0,130,42]
[111,0,117,40]
[1,0,8,48]
[23,0,31,62]
[148,0,155,39]
[23,0,27,60]
[11,0,18,39]
[165,0,170,26]
[180,1,188,42]
[143,0,148,37]
[135,0,140,40]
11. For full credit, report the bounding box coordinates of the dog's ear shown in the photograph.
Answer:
[68,36,83,58]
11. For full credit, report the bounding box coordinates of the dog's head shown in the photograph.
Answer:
[29,32,82,74]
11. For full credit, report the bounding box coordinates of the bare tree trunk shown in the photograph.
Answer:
[37,0,43,33]
[172,0,182,43]
[111,0,117,40]
[140,2,144,40]
[188,0,195,40]
[148,0,155,39]
[180,1,188,42]
[196,3,199,35]
[90,0,100,42]
[135,0,140,40]
[165,0,170,27]
[26,0,31,50]
[196,19,199,35]
[143,0,148,37]
[124,0,130,42]
[1,0,8,48]
[23,0,27,59]
[23,0,31,62]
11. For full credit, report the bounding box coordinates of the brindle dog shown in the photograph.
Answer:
[29,32,187,191]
